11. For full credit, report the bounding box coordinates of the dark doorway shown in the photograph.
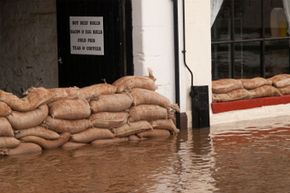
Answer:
[57,0,133,88]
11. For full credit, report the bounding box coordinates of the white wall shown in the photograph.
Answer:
[132,0,176,103]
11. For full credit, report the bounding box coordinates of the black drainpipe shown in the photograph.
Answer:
[181,0,194,87]
[173,0,181,129]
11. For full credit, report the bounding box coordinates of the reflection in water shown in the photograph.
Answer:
[1,117,290,193]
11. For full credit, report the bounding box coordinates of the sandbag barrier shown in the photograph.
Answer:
[0,73,180,156]
[212,74,290,102]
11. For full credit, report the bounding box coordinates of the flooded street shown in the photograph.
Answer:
[2,117,290,193]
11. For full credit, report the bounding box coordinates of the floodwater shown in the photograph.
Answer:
[2,117,290,193]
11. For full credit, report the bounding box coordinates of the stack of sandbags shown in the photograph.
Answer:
[212,79,250,102]
[44,84,117,150]
[241,77,281,98]
[89,93,131,144]
[212,77,282,102]
[0,73,179,156]
[268,74,290,95]
[112,74,180,141]
[0,90,54,156]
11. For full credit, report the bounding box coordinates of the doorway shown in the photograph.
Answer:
[57,0,133,88]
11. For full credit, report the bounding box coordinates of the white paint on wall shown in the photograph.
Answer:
[132,0,176,103]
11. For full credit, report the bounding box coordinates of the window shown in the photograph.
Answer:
[212,0,290,80]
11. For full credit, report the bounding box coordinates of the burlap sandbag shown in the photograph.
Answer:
[129,105,168,122]
[7,143,42,156]
[113,74,157,93]
[91,137,128,146]
[77,83,117,100]
[0,102,11,117]
[62,142,87,150]
[112,121,152,137]
[268,74,290,88]
[20,132,71,149]
[278,85,290,95]
[0,88,53,112]
[25,86,79,103]
[0,117,14,137]
[0,137,20,148]
[15,126,60,140]
[130,88,180,112]
[241,77,272,90]
[90,93,133,113]
[7,104,48,130]
[90,112,128,128]
[137,129,171,139]
[71,128,115,143]
[49,98,91,120]
[43,116,92,134]
[151,119,180,134]
[248,85,281,99]
[212,89,250,102]
[128,135,142,141]
[212,79,243,94]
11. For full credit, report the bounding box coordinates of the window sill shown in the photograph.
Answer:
[211,95,290,113]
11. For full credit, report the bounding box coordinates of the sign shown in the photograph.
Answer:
[70,16,104,55]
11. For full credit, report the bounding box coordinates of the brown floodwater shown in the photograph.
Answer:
[1,117,290,193]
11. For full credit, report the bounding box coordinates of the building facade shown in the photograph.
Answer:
[0,0,290,128]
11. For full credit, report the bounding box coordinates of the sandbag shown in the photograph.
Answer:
[137,129,171,139]
[43,116,92,134]
[241,77,272,90]
[212,89,250,102]
[0,88,53,112]
[129,105,168,122]
[130,88,180,111]
[77,83,117,100]
[0,137,20,148]
[0,102,11,117]
[20,132,71,149]
[91,137,128,145]
[128,135,142,141]
[90,93,133,113]
[278,85,290,95]
[62,142,87,150]
[71,128,115,143]
[49,98,91,120]
[15,126,60,140]
[7,104,48,130]
[268,74,290,88]
[212,79,243,94]
[0,117,14,137]
[25,86,80,103]
[113,75,157,93]
[112,121,152,137]
[151,119,180,134]
[7,143,42,156]
[248,85,281,99]
[90,112,128,128]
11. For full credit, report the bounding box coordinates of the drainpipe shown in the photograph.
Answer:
[181,0,194,87]
[173,0,181,129]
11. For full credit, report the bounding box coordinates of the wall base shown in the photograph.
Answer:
[177,112,188,130]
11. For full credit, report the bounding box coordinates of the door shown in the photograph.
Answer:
[57,0,133,88]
